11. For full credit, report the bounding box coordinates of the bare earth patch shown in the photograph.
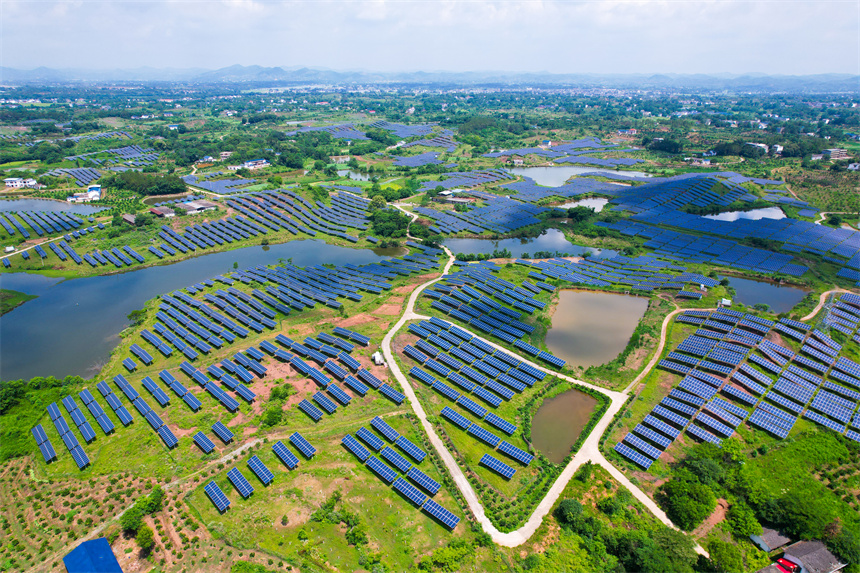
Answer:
[693,498,729,539]
[335,313,378,328]
[373,303,402,315]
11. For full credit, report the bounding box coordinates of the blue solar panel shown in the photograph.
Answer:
[193,431,215,453]
[158,425,178,448]
[204,481,231,511]
[212,421,234,443]
[298,399,323,421]
[381,446,412,472]
[247,455,274,486]
[289,432,316,458]
[497,440,534,465]
[422,499,460,529]
[395,436,427,463]
[371,416,401,442]
[356,426,386,451]
[342,434,370,462]
[406,467,441,495]
[365,456,398,484]
[479,453,516,479]
[272,440,299,469]
[392,476,427,506]
[468,424,501,447]
[379,384,405,404]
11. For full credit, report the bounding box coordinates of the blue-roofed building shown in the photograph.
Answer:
[63,538,123,573]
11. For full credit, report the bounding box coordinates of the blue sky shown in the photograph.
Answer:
[2,0,858,74]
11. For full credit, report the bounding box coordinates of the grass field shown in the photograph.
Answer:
[0,288,37,315]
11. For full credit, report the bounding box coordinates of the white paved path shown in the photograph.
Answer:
[381,247,707,555]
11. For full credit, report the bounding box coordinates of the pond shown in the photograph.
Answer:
[704,207,785,222]
[530,388,599,464]
[557,197,609,213]
[442,228,617,259]
[718,275,809,314]
[509,166,651,187]
[545,290,648,368]
[0,198,106,215]
[337,170,370,181]
[0,240,398,382]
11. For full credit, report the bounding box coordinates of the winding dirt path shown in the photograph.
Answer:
[801,289,853,321]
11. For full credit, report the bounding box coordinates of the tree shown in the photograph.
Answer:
[136,525,155,554]
[657,478,716,531]
[567,205,595,224]
[370,195,388,211]
[727,503,762,538]
[707,540,744,573]
[120,506,143,533]
[556,499,583,526]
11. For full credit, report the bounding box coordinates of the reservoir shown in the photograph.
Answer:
[545,290,648,368]
[704,207,785,222]
[443,228,616,259]
[0,198,106,215]
[509,166,650,187]
[557,197,609,212]
[719,275,808,314]
[530,388,599,464]
[337,170,370,181]
[0,240,397,381]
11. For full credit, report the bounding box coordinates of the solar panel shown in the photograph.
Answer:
[406,467,441,495]
[298,399,323,421]
[381,446,412,472]
[497,440,534,465]
[378,384,405,404]
[289,432,316,458]
[371,416,401,442]
[193,431,215,453]
[227,467,255,498]
[247,455,275,485]
[38,440,57,463]
[484,413,516,435]
[204,481,231,511]
[31,424,48,445]
[356,427,386,451]
[342,434,370,462]
[115,407,133,426]
[212,421,234,443]
[365,456,398,484]
[78,422,97,443]
[69,446,90,470]
[422,499,460,530]
[468,424,502,447]
[392,476,427,506]
[158,426,178,448]
[395,436,427,463]
[480,453,516,479]
[272,440,299,469]
[613,442,653,469]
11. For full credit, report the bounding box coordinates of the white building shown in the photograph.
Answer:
[4,177,24,188]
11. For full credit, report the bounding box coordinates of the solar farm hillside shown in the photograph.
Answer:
[1,86,860,573]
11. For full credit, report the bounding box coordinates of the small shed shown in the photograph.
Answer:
[750,527,791,553]
[121,214,136,225]
[63,538,123,573]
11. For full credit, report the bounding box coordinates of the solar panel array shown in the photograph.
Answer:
[617,305,860,472]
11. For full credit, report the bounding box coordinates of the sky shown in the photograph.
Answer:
[1,0,859,75]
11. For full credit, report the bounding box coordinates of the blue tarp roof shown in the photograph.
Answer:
[63,538,123,573]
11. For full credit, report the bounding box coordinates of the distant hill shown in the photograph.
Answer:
[1,65,858,92]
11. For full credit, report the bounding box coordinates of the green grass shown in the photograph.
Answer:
[0,288,37,315]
